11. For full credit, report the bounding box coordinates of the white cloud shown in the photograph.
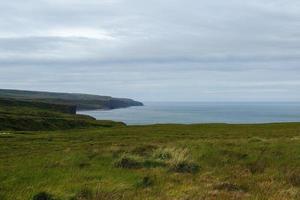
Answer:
[45,28,115,40]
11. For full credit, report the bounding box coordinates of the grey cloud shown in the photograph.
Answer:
[0,0,300,101]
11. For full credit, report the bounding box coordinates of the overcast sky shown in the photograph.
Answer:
[1,0,300,101]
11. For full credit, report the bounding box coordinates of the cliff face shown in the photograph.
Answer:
[0,89,143,111]
[108,98,144,109]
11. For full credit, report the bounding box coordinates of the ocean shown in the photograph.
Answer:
[78,102,300,125]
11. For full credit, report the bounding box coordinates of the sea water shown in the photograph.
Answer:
[78,102,300,125]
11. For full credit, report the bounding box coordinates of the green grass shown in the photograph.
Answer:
[0,98,77,114]
[0,99,124,131]
[1,123,300,199]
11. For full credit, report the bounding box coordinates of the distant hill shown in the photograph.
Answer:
[0,98,77,114]
[0,89,143,111]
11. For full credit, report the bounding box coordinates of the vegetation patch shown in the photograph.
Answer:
[44,161,65,169]
[78,162,91,169]
[32,192,56,200]
[113,146,199,173]
[168,159,199,173]
[131,145,157,156]
[142,159,165,168]
[114,154,143,169]
[0,98,125,131]
[153,147,174,160]
[246,160,267,174]
[71,187,124,200]
[213,182,247,192]
[94,190,124,200]
[0,132,11,135]
[2,123,300,199]
[286,168,300,187]
[71,187,93,200]
[154,147,200,173]
[114,146,199,173]
[136,176,155,188]
[220,150,248,160]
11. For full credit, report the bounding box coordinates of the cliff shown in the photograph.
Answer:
[0,89,143,111]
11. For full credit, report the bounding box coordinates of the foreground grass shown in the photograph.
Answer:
[1,123,300,199]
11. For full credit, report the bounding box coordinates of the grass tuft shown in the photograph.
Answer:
[114,154,143,169]
[246,160,267,174]
[71,187,124,200]
[131,145,157,156]
[154,147,199,173]
[70,187,93,200]
[286,168,300,187]
[153,147,173,160]
[94,189,124,200]
[136,176,155,188]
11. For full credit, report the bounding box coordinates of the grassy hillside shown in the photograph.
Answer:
[0,98,77,114]
[0,98,124,131]
[1,123,300,199]
[0,89,143,110]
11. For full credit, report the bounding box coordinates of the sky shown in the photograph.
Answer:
[0,0,300,101]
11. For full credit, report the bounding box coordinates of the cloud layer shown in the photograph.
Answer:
[1,0,300,101]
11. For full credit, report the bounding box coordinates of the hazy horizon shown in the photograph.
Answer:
[1,0,300,102]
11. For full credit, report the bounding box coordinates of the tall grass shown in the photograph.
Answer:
[153,147,199,173]
[2,123,300,199]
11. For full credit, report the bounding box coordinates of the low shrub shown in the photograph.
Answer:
[131,145,157,156]
[137,176,154,188]
[143,159,165,168]
[168,158,199,173]
[32,192,55,200]
[286,168,300,187]
[114,154,142,169]
[246,160,267,174]
[77,162,91,169]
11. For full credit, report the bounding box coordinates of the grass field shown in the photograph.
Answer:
[1,123,300,199]
[0,98,124,131]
